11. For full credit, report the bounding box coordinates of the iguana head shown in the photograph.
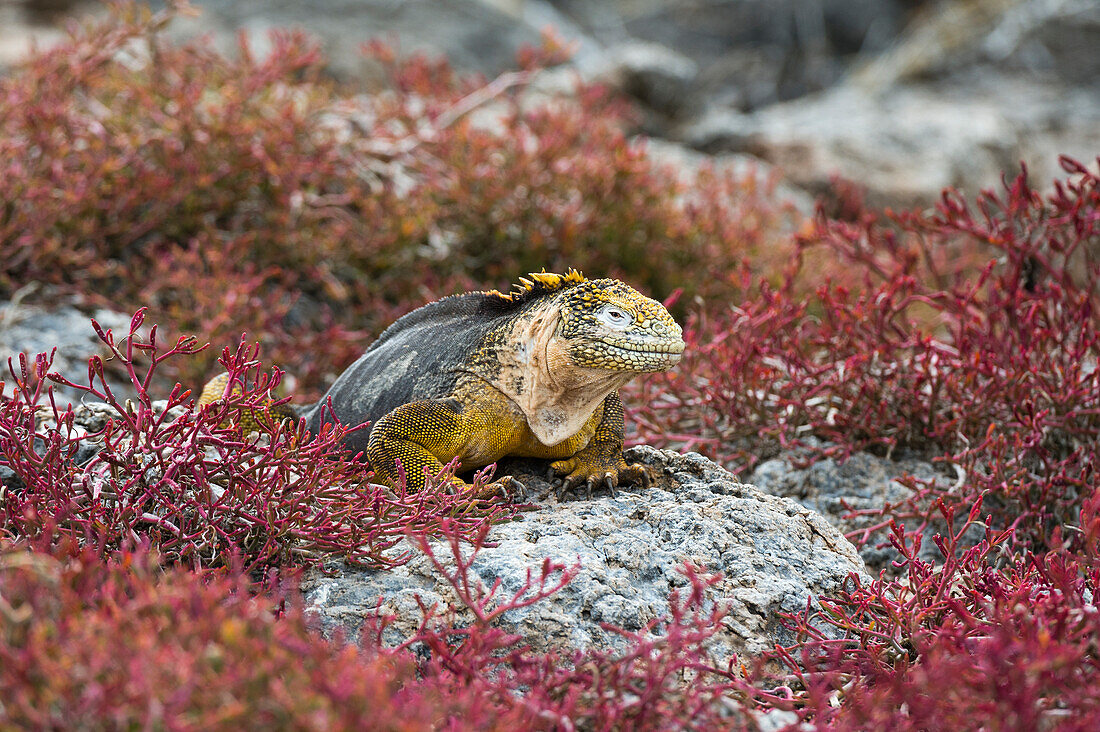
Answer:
[555,278,684,373]
[477,270,684,445]
[487,270,685,374]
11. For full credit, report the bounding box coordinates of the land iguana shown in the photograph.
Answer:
[199,270,685,497]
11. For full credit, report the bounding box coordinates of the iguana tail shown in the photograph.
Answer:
[197,372,298,433]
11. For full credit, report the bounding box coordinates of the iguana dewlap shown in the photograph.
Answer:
[204,271,685,496]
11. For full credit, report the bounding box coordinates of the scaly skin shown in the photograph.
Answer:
[199,271,685,498]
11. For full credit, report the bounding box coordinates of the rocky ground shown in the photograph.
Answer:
[3,0,1097,205]
[301,446,868,666]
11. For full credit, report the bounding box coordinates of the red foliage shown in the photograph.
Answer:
[0,2,794,398]
[4,3,1100,727]
[751,499,1100,731]
[0,529,753,730]
[632,158,1100,552]
[0,543,459,730]
[0,309,518,573]
[627,158,1100,728]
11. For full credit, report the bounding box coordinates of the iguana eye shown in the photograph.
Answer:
[598,305,632,330]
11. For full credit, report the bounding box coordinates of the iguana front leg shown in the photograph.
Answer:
[366,398,522,498]
[548,392,652,499]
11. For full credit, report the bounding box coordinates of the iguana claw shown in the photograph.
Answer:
[551,458,652,501]
[477,475,527,501]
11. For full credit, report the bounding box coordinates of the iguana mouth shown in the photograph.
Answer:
[571,338,686,371]
[603,339,686,355]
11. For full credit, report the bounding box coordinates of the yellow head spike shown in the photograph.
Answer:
[483,270,589,305]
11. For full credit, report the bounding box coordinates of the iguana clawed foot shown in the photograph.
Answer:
[434,473,527,501]
[476,475,528,501]
[547,456,653,500]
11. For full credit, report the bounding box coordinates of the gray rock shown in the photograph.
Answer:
[642,137,815,218]
[555,0,910,110]
[302,446,868,666]
[0,297,133,406]
[997,0,1100,86]
[682,77,1100,207]
[750,448,955,574]
[853,0,1100,90]
[0,463,18,491]
[679,0,1100,206]
[753,707,811,732]
[159,0,607,81]
[599,40,699,117]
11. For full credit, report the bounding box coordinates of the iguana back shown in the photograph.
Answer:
[301,292,509,454]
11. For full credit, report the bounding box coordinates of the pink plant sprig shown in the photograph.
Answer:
[0,542,453,729]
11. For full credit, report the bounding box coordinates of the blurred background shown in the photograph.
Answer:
[2,0,1098,208]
